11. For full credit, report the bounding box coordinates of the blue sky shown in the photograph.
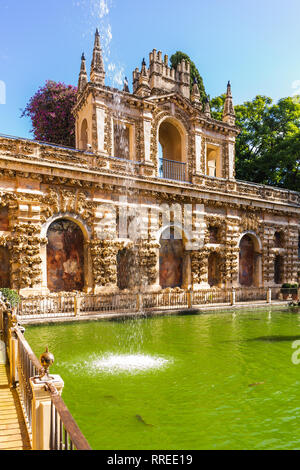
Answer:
[0,0,300,139]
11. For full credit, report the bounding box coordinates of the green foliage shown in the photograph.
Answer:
[170,51,207,105]
[210,93,300,191]
[281,283,298,294]
[0,288,21,308]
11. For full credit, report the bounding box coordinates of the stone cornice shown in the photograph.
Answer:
[74,84,240,136]
[0,151,299,217]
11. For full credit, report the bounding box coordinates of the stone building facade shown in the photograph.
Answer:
[0,30,299,297]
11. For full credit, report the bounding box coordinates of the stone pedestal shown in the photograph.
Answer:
[30,375,64,450]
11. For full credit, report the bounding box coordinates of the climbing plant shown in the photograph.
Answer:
[170,51,207,105]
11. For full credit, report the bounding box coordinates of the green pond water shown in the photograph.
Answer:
[24,307,300,450]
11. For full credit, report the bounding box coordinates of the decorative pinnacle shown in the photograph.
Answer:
[90,28,105,84]
[227,80,232,96]
[223,80,235,124]
[39,346,54,380]
[81,52,85,61]
[123,76,129,92]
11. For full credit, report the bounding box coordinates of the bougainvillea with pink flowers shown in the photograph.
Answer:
[22,80,77,147]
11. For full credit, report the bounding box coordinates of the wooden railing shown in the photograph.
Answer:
[46,382,91,451]
[15,327,43,431]
[16,287,295,321]
[2,309,91,450]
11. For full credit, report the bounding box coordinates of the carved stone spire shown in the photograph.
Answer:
[222,81,235,125]
[123,76,130,93]
[203,97,211,118]
[135,58,151,97]
[78,53,88,94]
[90,28,105,85]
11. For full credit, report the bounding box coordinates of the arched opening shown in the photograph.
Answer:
[274,255,284,285]
[0,247,10,288]
[159,226,185,288]
[158,119,186,181]
[80,119,88,150]
[208,252,221,287]
[47,219,84,292]
[239,233,261,287]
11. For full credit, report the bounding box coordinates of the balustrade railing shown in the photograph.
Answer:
[192,289,231,305]
[46,382,91,451]
[15,286,296,321]
[15,328,43,430]
[159,157,187,182]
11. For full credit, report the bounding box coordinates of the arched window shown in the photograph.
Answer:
[80,119,88,150]
[47,219,84,292]
[206,145,222,178]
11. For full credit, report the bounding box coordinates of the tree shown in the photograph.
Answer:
[22,80,77,147]
[210,94,300,190]
[170,51,207,105]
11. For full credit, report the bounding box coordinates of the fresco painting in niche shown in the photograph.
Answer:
[0,247,10,288]
[117,249,133,290]
[159,229,183,288]
[208,252,220,286]
[239,235,254,286]
[0,207,9,231]
[47,219,84,292]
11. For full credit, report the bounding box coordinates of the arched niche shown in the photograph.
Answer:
[159,226,190,289]
[238,232,262,287]
[117,248,136,290]
[208,252,221,287]
[46,218,85,292]
[0,246,10,288]
[274,254,284,285]
[80,119,88,150]
[0,206,9,231]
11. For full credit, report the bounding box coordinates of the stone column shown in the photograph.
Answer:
[140,111,155,178]
[194,128,202,175]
